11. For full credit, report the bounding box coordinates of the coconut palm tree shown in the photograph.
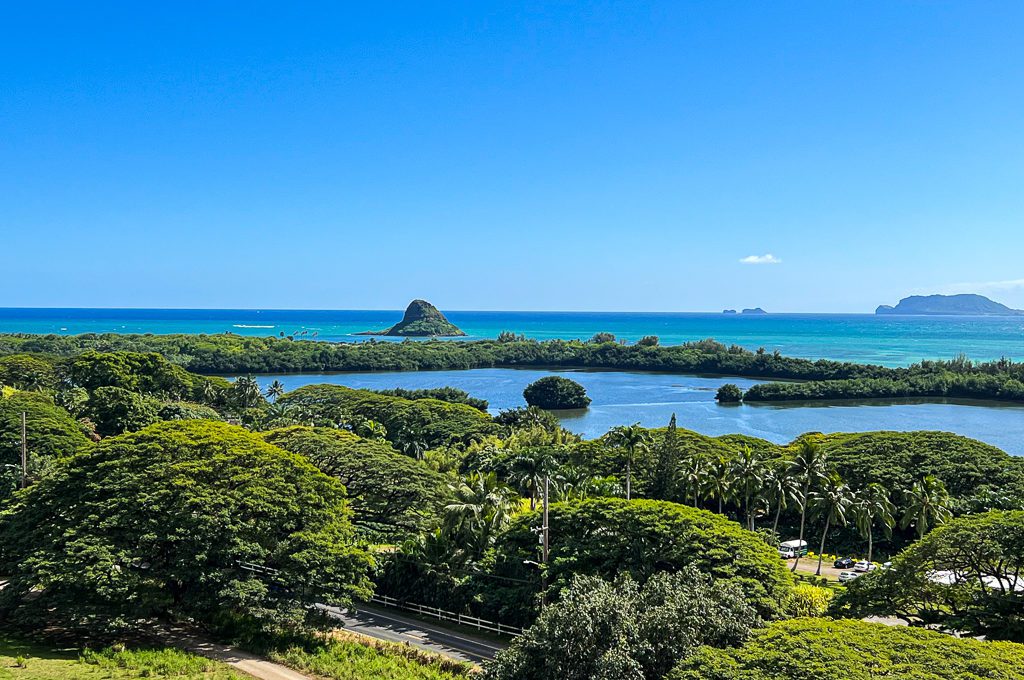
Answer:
[853,483,896,564]
[607,423,653,501]
[680,455,708,508]
[705,455,734,515]
[265,379,286,402]
[443,472,519,556]
[809,476,853,576]
[787,438,830,572]
[510,447,561,511]
[202,380,219,404]
[732,445,768,530]
[232,375,264,409]
[764,467,800,536]
[900,475,953,540]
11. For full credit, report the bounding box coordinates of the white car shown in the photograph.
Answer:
[854,561,877,573]
[838,571,860,582]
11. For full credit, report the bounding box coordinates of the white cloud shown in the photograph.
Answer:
[739,254,782,265]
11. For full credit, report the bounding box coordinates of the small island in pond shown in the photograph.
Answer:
[358,299,467,336]
[876,294,1024,316]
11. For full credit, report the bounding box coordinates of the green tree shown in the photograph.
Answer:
[901,475,954,540]
[510,447,561,511]
[764,467,799,536]
[82,386,162,436]
[787,438,830,572]
[732,446,767,530]
[264,426,448,540]
[832,510,1024,641]
[232,375,265,409]
[265,379,286,402]
[607,424,653,501]
[680,455,708,507]
[853,482,896,563]
[523,376,591,410]
[670,618,1024,680]
[809,476,853,575]
[715,384,743,403]
[484,569,759,680]
[0,421,373,635]
[443,472,519,558]
[488,498,795,624]
[648,414,681,500]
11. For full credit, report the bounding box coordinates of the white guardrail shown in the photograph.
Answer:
[369,594,524,637]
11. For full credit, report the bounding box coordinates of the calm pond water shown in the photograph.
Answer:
[254,368,1024,455]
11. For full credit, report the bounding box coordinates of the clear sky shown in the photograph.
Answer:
[2,2,1022,312]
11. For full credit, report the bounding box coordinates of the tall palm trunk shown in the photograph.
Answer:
[772,502,782,535]
[791,481,810,572]
[626,456,632,501]
[816,517,831,576]
[717,495,723,514]
[867,524,874,564]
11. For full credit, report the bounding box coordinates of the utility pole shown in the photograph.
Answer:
[541,474,550,603]
[21,411,28,489]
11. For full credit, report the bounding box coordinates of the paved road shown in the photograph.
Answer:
[322,603,508,665]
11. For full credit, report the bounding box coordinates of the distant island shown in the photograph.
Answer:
[876,294,1024,316]
[722,308,767,315]
[358,299,467,336]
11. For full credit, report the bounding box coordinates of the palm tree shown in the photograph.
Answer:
[732,446,767,530]
[809,476,853,576]
[232,375,264,408]
[357,420,388,442]
[265,379,286,402]
[443,472,519,557]
[510,447,561,510]
[705,455,733,515]
[607,424,653,501]
[853,483,896,564]
[202,380,219,404]
[680,456,708,508]
[787,438,830,572]
[900,475,953,540]
[764,467,799,536]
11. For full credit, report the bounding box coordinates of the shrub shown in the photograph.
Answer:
[715,384,743,403]
[523,376,591,410]
[669,618,1024,679]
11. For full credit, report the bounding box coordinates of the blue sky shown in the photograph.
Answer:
[2,2,1022,312]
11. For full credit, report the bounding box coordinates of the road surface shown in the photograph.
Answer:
[322,603,508,664]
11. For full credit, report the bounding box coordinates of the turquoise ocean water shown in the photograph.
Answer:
[2,308,1024,366]
[4,308,1024,453]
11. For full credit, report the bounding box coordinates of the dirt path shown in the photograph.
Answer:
[158,626,313,680]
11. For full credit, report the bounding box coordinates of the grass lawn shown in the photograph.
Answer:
[270,631,471,680]
[0,636,246,679]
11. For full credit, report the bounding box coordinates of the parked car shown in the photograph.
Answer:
[838,571,860,583]
[854,561,877,573]
[834,557,855,569]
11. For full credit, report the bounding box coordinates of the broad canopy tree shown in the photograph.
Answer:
[0,420,373,634]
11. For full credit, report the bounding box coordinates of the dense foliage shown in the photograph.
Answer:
[669,618,1024,680]
[833,510,1024,640]
[0,390,91,500]
[263,426,448,540]
[277,384,497,448]
[485,498,794,623]
[819,431,1024,512]
[0,420,373,634]
[484,570,759,680]
[7,333,1024,404]
[372,386,488,411]
[523,376,591,410]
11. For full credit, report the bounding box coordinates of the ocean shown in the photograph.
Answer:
[2,307,1024,367]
